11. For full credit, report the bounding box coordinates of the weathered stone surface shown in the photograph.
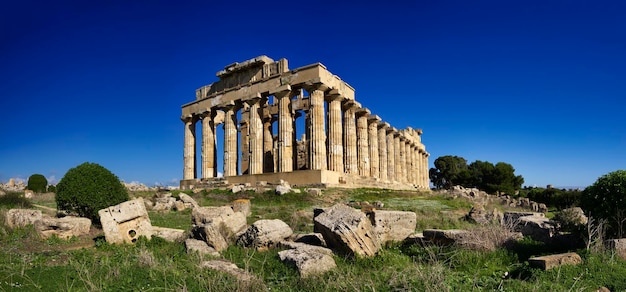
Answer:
[606,238,626,260]
[178,193,199,208]
[237,219,293,250]
[174,200,186,211]
[517,215,556,243]
[307,188,322,196]
[185,238,220,256]
[98,199,153,244]
[528,252,582,270]
[194,223,229,251]
[558,207,588,226]
[278,246,336,278]
[200,260,258,284]
[192,206,247,237]
[24,190,34,198]
[5,209,42,228]
[232,185,244,193]
[367,210,416,243]
[276,184,292,195]
[503,211,544,225]
[313,204,381,257]
[422,229,471,246]
[35,216,91,239]
[152,226,186,242]
[466,204,503,225]
[231,199,251,217]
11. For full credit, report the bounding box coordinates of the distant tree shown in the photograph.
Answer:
[27,174,47,193]
[580,170,626,238]
[490,162,524,195]
[429,155,468,189]
[56,162,129,224]
[465,160,496,190]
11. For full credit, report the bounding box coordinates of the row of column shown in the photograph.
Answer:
[182,85,430,188]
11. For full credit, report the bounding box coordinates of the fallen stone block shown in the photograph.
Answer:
[178,193,199,208]
[278,246,336,278]
[5,209,42,228]
[367,210,416,243]
[186,238,220,257]
[237,219,293,250]
[192,206,247,238]
[35,216,91,239]
[98,199,153,244]
[528,252,582,270]
[193,223,229,251]
[152,226,186,242]
[422,229,470,246]
[314,204,380,257]
[231,199,251,217]
[291,233,326,247]
[517,215,556,243]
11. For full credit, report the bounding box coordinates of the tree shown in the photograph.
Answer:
[581,170,626,238]
[56,162,129,224]
[429,155,468,189]
[27,174,48,193]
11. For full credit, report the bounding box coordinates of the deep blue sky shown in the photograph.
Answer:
[1,0,624,188]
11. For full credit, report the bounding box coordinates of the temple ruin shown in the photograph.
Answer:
[180,56,429,190]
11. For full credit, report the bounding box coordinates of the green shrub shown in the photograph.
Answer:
[27,174,47,193]
[0,192,33,208]
[581,170,626,237]
[47,184,57,193]
[56,162,129,224]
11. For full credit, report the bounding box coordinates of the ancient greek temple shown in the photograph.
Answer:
[180,56,429,190]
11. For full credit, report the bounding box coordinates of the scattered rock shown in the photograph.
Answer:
[152,226,186,242]
[4,209,43,228]
[192,206,247,237]
[307,188,322,196]
[237,219,293,250]
[528,252,582,270]
[516,215,557,243]
[278,245,336,278]
[35,216,91,239]
[24,190,34,198]
[606,238,626,261]
[232,185,245,193]
[291,233,326,247]
[276,184,292,195]
[313,204,380,257]
[185,238,220,256]
[422,229,470,246]
[466,204,503,225]
[557,207,588,226]
[98,199,154,244]
[231,199,251,217]
[367,209,416,243]
[174,201,186,211]
[178,193,199,208]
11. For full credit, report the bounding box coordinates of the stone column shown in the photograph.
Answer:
[343,101,359,174]
[308,85,327,170]
[378,122,389,181]
[275,86,294,173]
[240,106,250,175]
[411,144,418,186]
[326,92,344,173]
[405,141,412,185]
[394,132,402,182]
[386,127,396,181]
[263,115,274,173]
[398,135,407,183]
[201,110,217,179]
[223,105,238,177]
[368,115,381,178]
[247,97,263,175]
[424,152,430,188]
[356,108,370,177]
[182,115,196,180]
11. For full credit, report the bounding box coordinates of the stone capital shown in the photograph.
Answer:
[270,84,292,97]
[368,115,381,123]
[356,108,371,117]
[180,114,196,123]
[342,100,361,111]
[304,81,329,93]
[244,93,263,106]
[379,121,390,130]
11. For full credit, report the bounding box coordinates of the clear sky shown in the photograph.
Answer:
[1,0,624,188]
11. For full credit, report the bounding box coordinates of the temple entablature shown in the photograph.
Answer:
[180,56,429,190]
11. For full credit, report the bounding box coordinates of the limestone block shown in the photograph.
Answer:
[528,252,582,270]
[307,188,322,196]
[152,226,186,242]
[232,185,244,193]
[313,204,381,257]
[503,211,544,226]
[291,233,326,247]
[35,216,91,239]
[98,199,153,244]
[278,246,336,278]
[200,260,259,285]
[0,189,5,196]
[5,209,42,228]
[276,184,292,195]
[142,198,154,210]
[192,206,247,237]
[178,193,199,208]
[422,229,470,246]
[231,199,251,217]
[185,238,220,256]
[367,210,416,243]
[174,201,186,211]
[606,238,626,260]
[237,219,293,250]
[517,215,556,243]
[24,190,34,198]
[193,223,229,251]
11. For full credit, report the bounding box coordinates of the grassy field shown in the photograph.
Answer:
[1,188,625,291]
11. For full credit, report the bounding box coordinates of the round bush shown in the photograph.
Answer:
[581,170,626,237]
[27,174,48,193]
[56,162,129,223]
